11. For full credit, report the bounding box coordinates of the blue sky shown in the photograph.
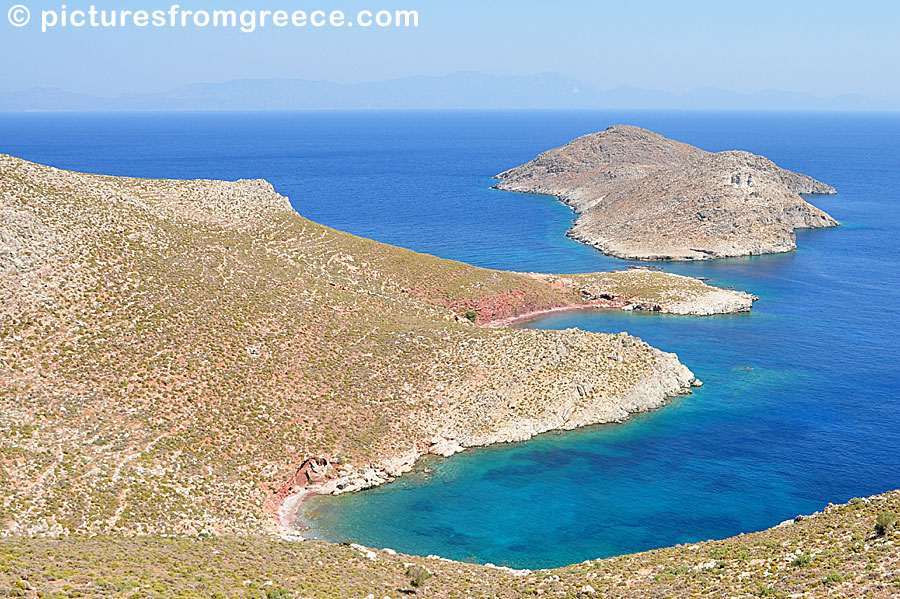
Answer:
[1,0,897,98]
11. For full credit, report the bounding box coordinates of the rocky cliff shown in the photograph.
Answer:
[495,125,839,260]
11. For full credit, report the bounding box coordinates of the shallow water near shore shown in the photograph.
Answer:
[3,110,899,568]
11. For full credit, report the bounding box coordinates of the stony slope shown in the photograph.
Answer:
[531,269,757,316]
[0,154,755,539]
[1,491,897,598]
[495,125,839,260]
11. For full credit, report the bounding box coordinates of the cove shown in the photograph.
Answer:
[2,109,899,570]
[299,115,900,569]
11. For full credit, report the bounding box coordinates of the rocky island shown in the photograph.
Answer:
[495,125,840,260]
[2,155,894,599]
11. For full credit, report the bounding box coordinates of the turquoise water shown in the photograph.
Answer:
[2,110,899,568]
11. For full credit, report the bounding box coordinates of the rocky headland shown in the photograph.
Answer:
[494,125,840,260]
[528,269,758,317]
[0,154,753,540]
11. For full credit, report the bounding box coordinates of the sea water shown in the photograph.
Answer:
[3,110,899,568]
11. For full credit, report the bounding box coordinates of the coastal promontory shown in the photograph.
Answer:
[495,125,839,260]
[0,154,749,539]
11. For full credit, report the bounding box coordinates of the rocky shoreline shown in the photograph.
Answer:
[479,290,750,330]
[6,489,898,598]
[275,271,753,535]
[2,150,895,598]
[277,333,698,536]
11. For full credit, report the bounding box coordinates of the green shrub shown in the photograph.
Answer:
[464,311,477,322]
[791,552,812,567]
[875,512,899,536]
[406,564,433,588]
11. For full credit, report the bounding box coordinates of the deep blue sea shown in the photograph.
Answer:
[3,110,899,569]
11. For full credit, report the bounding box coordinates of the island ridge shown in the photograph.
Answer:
[0,153,748,539]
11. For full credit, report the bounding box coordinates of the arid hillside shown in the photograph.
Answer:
[1,492,897,598]
[0,155,749,537]
[0,156,896,599]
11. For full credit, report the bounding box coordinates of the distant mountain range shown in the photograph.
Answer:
[1,72,896,112]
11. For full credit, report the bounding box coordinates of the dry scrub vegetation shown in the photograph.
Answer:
[0,493,897,598]
[0,155,705,537]
[3,155,889,599]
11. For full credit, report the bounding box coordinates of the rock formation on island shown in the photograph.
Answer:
[494,125,839,261]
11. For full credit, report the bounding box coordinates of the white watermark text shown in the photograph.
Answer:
[5,4,420,33]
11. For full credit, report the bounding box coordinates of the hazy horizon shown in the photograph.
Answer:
[2,0,899,111]
[2,71,898,112]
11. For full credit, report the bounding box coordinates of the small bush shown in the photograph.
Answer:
[406,564,433,588]
[875,511,899,536]
[791,552,813,567]
[464,311,477,322]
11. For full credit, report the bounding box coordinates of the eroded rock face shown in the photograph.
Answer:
[495,126,838,261]
[441,329,695,448]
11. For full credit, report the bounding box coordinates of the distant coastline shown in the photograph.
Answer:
[3,72,899,112]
